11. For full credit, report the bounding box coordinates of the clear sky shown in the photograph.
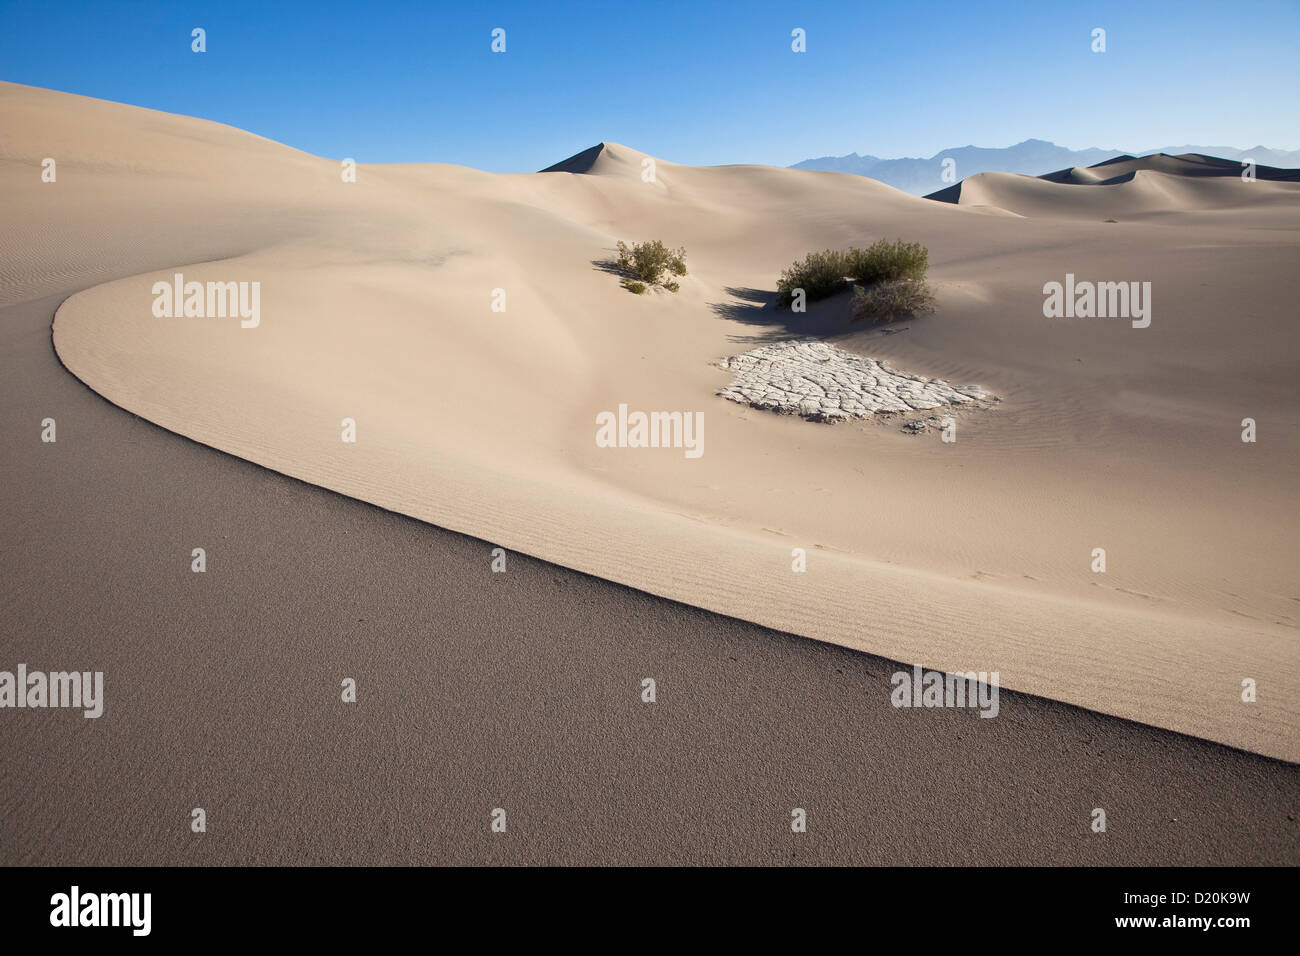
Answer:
[1,0,1296,171]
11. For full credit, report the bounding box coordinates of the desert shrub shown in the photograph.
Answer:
[776,249,849,306]
[663,279,680,292]
[777,240,933,311]
[850,278,936,322]
[844,239,929,285]
[625,280,647,294]
[615,240,687,289]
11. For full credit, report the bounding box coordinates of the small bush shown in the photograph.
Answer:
[850,278,936,322]
[625,280,647,295]
[777,239,933,312]
[663,279,680,293]
[615,240,687,290]
[844,239,929,285]
[776,249,849,306]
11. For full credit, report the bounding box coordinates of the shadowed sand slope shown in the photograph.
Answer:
[539,142,609,173]
[4,82,1298,761]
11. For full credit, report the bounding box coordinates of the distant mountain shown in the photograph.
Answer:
[792,139,1300,195]
[790,151,884,175]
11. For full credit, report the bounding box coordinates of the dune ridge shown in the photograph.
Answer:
[926,151,1300,219]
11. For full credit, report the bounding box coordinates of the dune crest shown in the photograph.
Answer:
[927,151,1300,219]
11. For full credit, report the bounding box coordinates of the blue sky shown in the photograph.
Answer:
[1,0,1296,171]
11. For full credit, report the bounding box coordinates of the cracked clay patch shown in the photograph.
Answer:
[717,339,995,422]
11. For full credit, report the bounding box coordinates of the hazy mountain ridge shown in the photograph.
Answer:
[793,139,1300,194]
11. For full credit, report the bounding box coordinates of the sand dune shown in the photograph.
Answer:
[1039,152,1300,185]
[6,289,1296,866]
[927,151,1300,220]
[4,82,1297,761]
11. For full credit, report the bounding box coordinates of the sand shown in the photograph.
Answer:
[1,290,1297,864]
[926,152,1300,219]
[2,80,1298,783]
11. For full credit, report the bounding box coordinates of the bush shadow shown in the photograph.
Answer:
[708,286,870,344]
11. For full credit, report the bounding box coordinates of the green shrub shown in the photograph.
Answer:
[663,279,680,293]
[777,240,932,311]
[615,240,687,289]
[776,249,849,306]
[844,238,928,285]
[850,278,936,322]
[625,280,647,295]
